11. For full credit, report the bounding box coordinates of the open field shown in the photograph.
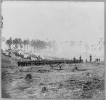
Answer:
[2,2,104,99]
[1,56,105,99]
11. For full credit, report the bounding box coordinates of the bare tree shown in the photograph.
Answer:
[23,40,27,51]
[13,38,19,49]
[26,38,30,51]
[1,15,3,29]
[18,38,23,49]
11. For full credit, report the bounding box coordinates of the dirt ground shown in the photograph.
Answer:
[1,57,105,99]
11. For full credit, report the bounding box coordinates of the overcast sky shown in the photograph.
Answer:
[1,1,104,60]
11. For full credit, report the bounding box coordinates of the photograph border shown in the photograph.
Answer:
[0,0,105,100]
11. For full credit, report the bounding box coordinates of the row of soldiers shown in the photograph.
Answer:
[86,54,101,63]
[17,56,83,66]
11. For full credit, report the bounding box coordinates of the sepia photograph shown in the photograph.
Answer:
[1,1,105,99]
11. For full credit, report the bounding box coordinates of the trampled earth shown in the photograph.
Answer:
[2,56,105,99]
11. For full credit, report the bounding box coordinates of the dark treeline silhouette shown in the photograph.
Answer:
[5,37,57,52]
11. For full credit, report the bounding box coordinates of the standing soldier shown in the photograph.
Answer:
[73,57,76,63]
[90,54,92,62]
[17,61,20,66]
[79,56,82,63]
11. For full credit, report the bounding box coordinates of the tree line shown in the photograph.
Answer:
[4,37,56,52]
[2,37,104,53]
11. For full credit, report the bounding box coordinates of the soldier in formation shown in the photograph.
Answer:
[17,56,83,67]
